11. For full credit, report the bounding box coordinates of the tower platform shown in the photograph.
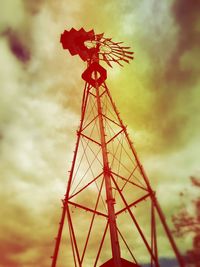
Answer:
[100,258,141,267]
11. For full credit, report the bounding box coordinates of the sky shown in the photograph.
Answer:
[0,0,200,266]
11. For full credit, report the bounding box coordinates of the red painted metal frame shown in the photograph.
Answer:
[51,28,185,267]
[51,74,185,267]
[95,63,122,267]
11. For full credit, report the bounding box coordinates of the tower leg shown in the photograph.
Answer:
[153,197,185,267]
[51,204,66,267]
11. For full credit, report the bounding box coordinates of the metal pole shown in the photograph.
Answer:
[152,196,186,267]
[95,67,122,267]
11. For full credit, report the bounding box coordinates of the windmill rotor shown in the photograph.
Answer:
[60,28,134,67]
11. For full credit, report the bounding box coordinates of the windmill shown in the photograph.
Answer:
[51,28,185,267]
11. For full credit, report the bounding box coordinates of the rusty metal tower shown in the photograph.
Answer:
[51,28,185,267]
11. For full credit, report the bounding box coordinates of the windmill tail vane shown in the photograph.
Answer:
[50,28,186,267]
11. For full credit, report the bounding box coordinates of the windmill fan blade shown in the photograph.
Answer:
[60,28,134,67]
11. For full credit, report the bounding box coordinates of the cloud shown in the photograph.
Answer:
[0,0,199,266]
[110,0,200,155]
[150,0,200,152]
[166,0,200,84]
[22,0,45,15]
[0,1,83,266]
[2,28,31,63]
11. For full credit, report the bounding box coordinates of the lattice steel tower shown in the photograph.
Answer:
[51,28,185,267]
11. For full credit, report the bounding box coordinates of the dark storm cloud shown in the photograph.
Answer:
[165,0,200,85]
[2,28,31,63]
[173,0,200,51]
[0,0,44,65]
[144,0,200,154]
